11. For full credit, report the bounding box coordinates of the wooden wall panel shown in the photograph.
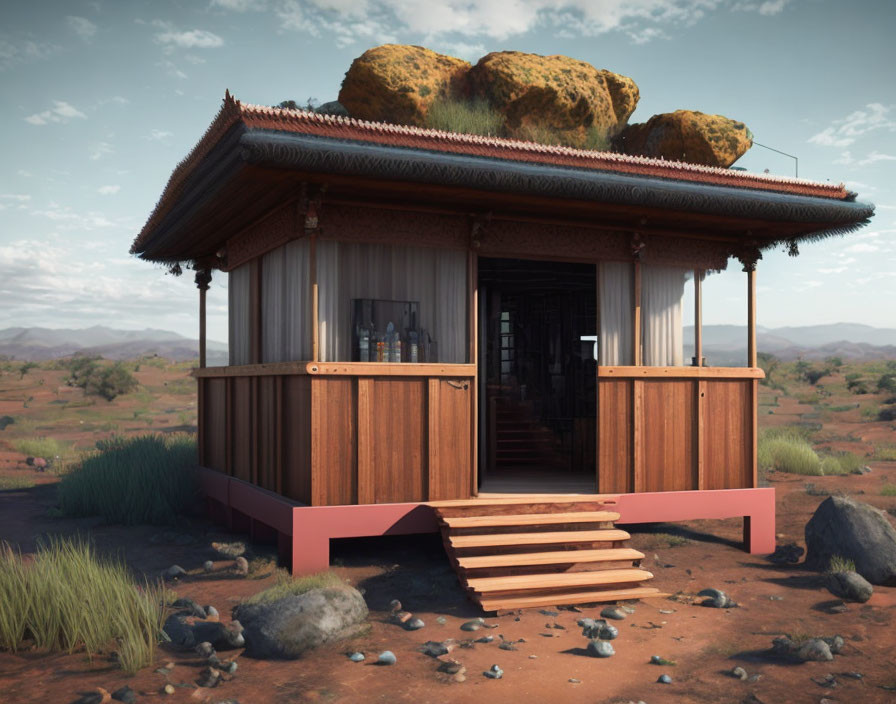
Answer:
[203,378,227,474]
[256,376,278,491]
[598,379,633,493]
[311,377,357,505]
[282,375,312,504]
[703,380,752,489]
[231,376,252,482]
[372,378,426,503]
[639,380,696,492]
[428,378,472,501]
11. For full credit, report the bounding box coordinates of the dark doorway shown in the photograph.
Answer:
[478,257,597,493]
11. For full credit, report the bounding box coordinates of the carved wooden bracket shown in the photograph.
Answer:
[469,211,492,249]
[297,183,327,236]
[630,232,647,261]
[735,238,763,272]
[194,267,212,291]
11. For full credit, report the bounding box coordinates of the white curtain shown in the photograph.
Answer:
[641,265,688,366]
[317,241,467,363]
[228,263,251,366]
[599,261,632,365]
[261,240,311,362]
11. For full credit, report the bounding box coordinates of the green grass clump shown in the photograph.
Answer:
[758,431,822,475]
[57,434,197,525]
[820,451,863,476]
[827,555,856,573]
[873,444,896,461]
[827,405,855,412]
[242,570,343,606]
[424,97,504,138]
[881,484,896,497]
[0,477,36,490]
[0,538,168,673]
[13,436,67,459]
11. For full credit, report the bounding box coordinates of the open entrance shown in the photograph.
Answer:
[478,257,597,493]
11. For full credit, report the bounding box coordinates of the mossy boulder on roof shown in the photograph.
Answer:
[616,110,753,167]
[338,44,470,126]
[465,51,639,147]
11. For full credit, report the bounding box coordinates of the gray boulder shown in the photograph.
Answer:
[827,571,873,602]
[163,613,244,650]
[805,496,896,585]
[317,101,349,117]
[233,585,368,659]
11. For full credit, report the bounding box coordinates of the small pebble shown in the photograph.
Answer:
[348,652,365,662]
[221,660,238,674]
[731,666,748,680]
[436,616,447,625]
[569,678,581,684]
[203,560,214,572]
[406,617,425,630]
[196,642,216,658]
[162,683,176,695]
[389,599,402,612]
[586,640,615,658]
[475,635,494,643]
[658,674,672,684]
[163,564,186,580]
[460,620,482,632]
[528,655,537,659]
[658,609,675,614]
[234,556,249,575]
[205,605,219,619]
[483,664,503,679]
[111,686,136,704]
[601,606,626,620]
[377,650,397,665]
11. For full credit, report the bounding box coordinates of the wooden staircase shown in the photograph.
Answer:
[430,497,662,612]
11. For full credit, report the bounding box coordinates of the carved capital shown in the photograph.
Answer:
[299,183,327,235]
[469,211,492,250]
[194,268,212,291]
[631,232,647,261]
[735,239,763,272]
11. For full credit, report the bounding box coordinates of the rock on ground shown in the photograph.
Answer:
[615,110,752,167]
[163,613,244,651]
[338,44,470,126]
[466,50,638,146]
[827,570,873,602]
[233,585,368,659]
[804,495,896,585]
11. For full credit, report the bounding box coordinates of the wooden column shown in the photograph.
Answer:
[693,269,703,367]
[747,268,757,368]
[468,250,479,497]
[632,260,642,366]
[195,269,212,369]
[249,259,262,364]
[310,234,319,362]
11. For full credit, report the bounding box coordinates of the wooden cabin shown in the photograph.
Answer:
[132,92,874,609]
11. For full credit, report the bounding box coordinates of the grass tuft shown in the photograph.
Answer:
[880,484,896,497]
[0,477,36,490]
[0,538,168,673]
[424,97,504,138]
[242,570,343,606]
[827,554,856,573]
[57,434,197,525]
[873,444,896,461]
[758,430,822,475]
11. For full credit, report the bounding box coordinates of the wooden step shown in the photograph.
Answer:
[467,567,653,593]
[450,528,630,549]
[456,547,644,570]
[442,511,621,529]
[478,586,665,612]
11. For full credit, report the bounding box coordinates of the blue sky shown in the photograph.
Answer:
[0,0,894,343]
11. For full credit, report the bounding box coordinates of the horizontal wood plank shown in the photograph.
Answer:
[468,568,654,593]
[442,511,621,529]
[478,586,664,611]
[457,547,644,570]
[450,529,630,549]
[598,366,765,379]
[308,362,475,377]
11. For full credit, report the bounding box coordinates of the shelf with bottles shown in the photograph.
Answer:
[351,298,439,363]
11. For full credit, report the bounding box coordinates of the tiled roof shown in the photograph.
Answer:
[132,91,854,255]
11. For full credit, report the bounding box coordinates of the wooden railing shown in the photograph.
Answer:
[195,362,476,506]
[596,366,764,494]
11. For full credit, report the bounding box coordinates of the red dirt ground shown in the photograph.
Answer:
[1,362,895,703]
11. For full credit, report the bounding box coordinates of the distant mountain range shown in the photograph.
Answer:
[684,323,896,365]
[0,326,228,365]
[1,323,894,366]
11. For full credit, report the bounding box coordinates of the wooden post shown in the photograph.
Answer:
[469,251,479,497]
[310,234,319,362]
[633,260,642,366]
[747,268,757,368]
[694,269,703,367]
[595,262,601,493]
[195,269,212,368]
[249,259,262,364]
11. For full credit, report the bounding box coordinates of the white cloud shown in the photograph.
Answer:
[757,0,788,15]
[210,0,268,10]
[90,141,114,160]
[808,103,896,148]
[158,58,188,79]
[437,41,487,61]
[97,185,120,195]
[67,16,98,42]
[817,266,848,274]
[31,203,117,230]
[273,1,746,46]
[24,101,87,125]
[155,26,224,49]
[843,242,879,254]
[1,194,31,202]
[857,150,896,167]
[0,37,59,70]
[146,129,173,141]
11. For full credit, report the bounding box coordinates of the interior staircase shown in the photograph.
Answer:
[430,496,663,612]
[492,395,569,471]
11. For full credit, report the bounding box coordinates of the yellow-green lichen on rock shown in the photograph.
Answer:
[464,51,639,148]
[616,110,753,167]
[338,44,470,126]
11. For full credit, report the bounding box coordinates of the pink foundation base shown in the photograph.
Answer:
[198,467,775,575]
